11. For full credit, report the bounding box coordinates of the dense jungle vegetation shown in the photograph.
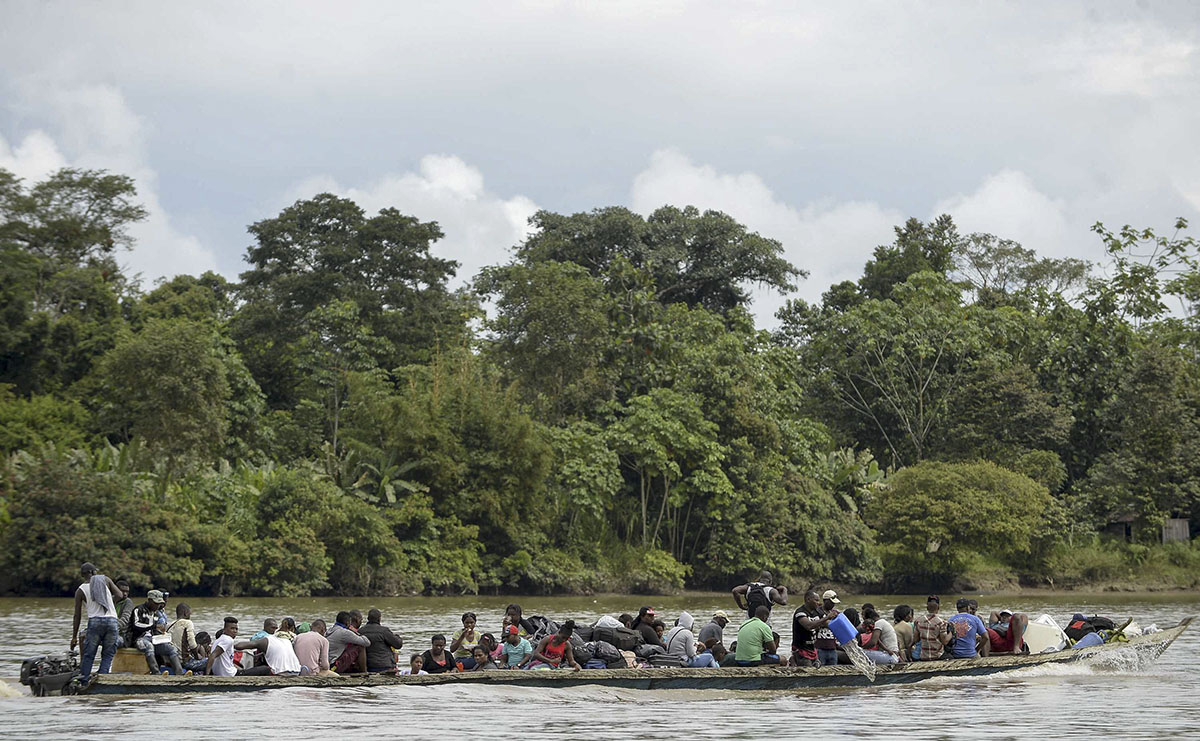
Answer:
[2,167,1198,596]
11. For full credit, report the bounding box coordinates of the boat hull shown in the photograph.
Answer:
[77,617,1191,696]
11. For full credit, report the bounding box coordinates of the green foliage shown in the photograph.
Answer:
[94,319,232,465]
[867,460,1051,587]
[0,386,90,453]
[0,453,202,593]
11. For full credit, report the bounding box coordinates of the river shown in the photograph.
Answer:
[0,592,1197,739]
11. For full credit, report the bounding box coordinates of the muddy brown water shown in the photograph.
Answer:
[1,592,1198,739]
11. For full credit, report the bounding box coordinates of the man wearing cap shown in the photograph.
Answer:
[500,625,534,668]
[987,609,1029,655]
[914,595,954,661]
[792,589,840,667]
[632,606,666,648]
[810,589,843,666]
[131,590,184,675]
[698,611,729,648]
[947,597,989,658]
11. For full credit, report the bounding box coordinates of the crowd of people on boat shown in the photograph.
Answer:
[69,564,1030,683]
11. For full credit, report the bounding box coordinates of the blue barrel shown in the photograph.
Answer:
[829,613,858,645]
[1073,631,1105,649]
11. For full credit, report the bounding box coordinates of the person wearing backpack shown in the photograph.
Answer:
[732,571,788,620]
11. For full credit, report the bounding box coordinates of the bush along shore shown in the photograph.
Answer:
[1,167,1199,597]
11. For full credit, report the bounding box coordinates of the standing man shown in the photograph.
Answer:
[791,589,840,667]
[70,563,123,682]
[732,571,788,620]
[130,590,184,675]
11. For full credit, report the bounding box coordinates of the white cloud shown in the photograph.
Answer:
[932,170,1079,259]
[630,148,903,322]
[1,83,219,284]
[283,155,539,287]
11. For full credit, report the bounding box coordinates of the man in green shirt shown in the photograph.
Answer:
[734,605,780,666]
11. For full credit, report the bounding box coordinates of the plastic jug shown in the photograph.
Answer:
[1073,631,1105,649]
[829,613,858,645]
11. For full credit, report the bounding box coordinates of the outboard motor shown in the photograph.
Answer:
[19,653,79,696]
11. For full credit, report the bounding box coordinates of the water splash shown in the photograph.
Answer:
[841,641,877,682]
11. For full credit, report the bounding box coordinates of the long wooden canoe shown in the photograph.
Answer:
[76,617,1192,696]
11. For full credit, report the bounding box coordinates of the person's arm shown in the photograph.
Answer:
[863,628,881,650]
[319,638,330,671]
[564,641,581,671]
[349,631,371,647]
[732,584,748,611]
[71,588,84,650]
[773,586,788,606]
[386,628,403,650]
[104,576,122,603]
[206,645,224,675]
[234,637,268,652]
[517,642,535,668]
[132,607,153,632]
[449,629,466,653]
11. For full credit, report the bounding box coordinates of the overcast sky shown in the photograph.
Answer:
[3,1,1199,324]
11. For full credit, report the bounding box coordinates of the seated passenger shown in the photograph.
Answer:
[234,618,301,676]
[360,609,404,673]
[858,606,899,664]
[477,632,500,662]
[502,604,536,638]
[709,643,729,666]
[617,614,635,629]
[131,590,184,675]
[400,653,427,675]
[733,606,781,666]
[698,611,729,648]
[114,578,134,648]
[892,605,915,661]
[470,646,500,671]
[450,612,480,670]
[168,603,202,670]
[914,595,954,661]
[326,611,370,674]
[664,611,713,667]
[987,610,1029,655]
[420,634,457,674]
[293,619,331,674]
[206,617,240,676]
[528,620,582,671]
[631,607,665,648]
[947,598,989,658]
[275,617,298,643]
[500,625,534,669]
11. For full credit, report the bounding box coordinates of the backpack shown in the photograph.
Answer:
[570,635,594,663]
[590,640,627,668]
[634,644,665,660]
[1089,615,1117,632]
[593,625,643,651]
[746,582,772,617]
[648,653,684,668]
[527,616,560,644]
[1065,614,1095,642]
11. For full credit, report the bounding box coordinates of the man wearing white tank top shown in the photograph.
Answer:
[233,618,302,676]
[70,562,124,682]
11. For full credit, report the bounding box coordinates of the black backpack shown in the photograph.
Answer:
[593,625,643,651]
[746,582,772,617]
[1065,615,1095,642]
[1090,615,1117,632]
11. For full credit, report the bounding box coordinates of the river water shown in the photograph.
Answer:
[0,592,1196,739]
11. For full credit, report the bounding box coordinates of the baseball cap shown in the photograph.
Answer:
[147,589,165,603]
[999,609,1013,617]
[713,610,729,620]
[821,590,841,604]
[507,625,519,636]
[642,606,657,616]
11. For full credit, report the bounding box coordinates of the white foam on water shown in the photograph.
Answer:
[0,679,27,697]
